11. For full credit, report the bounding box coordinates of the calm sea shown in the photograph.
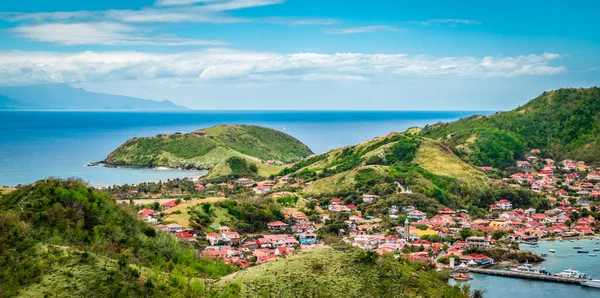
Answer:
[0,110,478,187]
[452,239,600,297]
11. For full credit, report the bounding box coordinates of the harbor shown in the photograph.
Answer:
[450,239,600,297]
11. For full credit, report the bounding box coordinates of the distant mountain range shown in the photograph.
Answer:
[0,84,188,110]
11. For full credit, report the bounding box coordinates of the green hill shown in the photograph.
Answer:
[0,178,234,297]
[219,247,470,298]
[421,87,600,167]
[105,124,313,170]
[279,132,489,208]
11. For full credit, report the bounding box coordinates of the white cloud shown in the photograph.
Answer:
[0,50,566,86]
[1,0,286,23]
[323,25,401,34]
[420,19,481,25]
[9,22,226,46]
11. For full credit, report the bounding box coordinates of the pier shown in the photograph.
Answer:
[467,267,583,284]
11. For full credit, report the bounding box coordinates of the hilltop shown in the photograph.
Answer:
[0,84,188,110]
[104,125,313,176]
[421,87,600,167]
[279,131,490,210]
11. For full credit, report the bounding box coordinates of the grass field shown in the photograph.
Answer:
[302,165,389,196]
[0,187,16,195]
[414,138,489,186]
[162,197,232,228]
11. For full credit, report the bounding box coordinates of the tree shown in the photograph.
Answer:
[459,228,474,240]
[491,230,508,240]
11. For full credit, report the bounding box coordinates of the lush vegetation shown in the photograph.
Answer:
[422,87,600,165]
[105,124,313,169]
[219,247,471,298]
[0,179,235,297]
[214,199,285,233]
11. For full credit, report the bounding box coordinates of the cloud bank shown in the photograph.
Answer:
[0,50,565,85]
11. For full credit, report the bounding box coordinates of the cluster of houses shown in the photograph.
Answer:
[200,210,321,266]
[201,227,321,267]
[507,150,600,198]
[341,199,597,266]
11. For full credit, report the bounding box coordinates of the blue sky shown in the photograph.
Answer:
[0,0,598,110]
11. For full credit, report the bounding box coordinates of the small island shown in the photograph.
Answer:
[102,124,314,180]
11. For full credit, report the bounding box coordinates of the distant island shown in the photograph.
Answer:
[0,84,188,110]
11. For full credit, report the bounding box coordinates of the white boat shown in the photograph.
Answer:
[593,248,600,251]
[581,279,600,288]
[555,268,587,279]
[510,263,547,275]
[549,249,556,253]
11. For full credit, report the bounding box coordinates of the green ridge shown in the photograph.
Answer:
[105,124,313,169]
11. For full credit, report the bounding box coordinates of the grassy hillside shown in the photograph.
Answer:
[414,139,488,186]
[105,124,313,170]
[303,165,391,197]
[205,157,284,181]
[278,132,490,209]
[162,197,233,229]
[0,178,234,297]
[422,87,600,166]
[219,247,470,298]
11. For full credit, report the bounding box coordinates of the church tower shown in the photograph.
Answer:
[404,218,410,241]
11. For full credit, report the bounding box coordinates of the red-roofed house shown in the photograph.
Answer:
[207,232,222,245]
[496,200,512,210]
[175,231,196,242]
[267,221,289,232]
[407,210,427,221]
[161,200,177,211]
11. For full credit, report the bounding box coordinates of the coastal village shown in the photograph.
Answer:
[119,148,600,272]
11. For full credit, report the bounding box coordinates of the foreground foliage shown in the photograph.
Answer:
[218,247,471,298]
[0,178,234,297]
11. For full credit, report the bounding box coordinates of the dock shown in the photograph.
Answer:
[467,267,583,284]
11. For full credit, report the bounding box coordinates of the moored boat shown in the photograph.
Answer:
[577,250,589,253]
[573,245,583,249]
[593,248,600,251]
[590,254,597,257]
[510,263,548,275]
[555,268,587,279]
[453,273,471,281]
[581,279,600,288]
[549,249,556,253]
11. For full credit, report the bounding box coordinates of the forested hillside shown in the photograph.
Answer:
[422,87,600,167]
[0,179,234,297]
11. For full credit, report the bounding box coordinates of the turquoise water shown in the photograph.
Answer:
[0,110,479,186]
[457,239,600,297]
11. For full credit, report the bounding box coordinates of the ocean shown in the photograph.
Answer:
[0,110,477,187]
